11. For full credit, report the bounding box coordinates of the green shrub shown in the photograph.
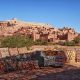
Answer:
[57,41,65,45]
[0,35,34,48]
[73,37,80,44]
[64,41,75,46]
[34,39,48,45]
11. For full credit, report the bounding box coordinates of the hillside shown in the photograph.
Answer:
[0,18,79,43]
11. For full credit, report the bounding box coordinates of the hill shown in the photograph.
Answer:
[0,18,79,43]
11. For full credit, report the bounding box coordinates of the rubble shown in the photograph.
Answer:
[0,53,39,74]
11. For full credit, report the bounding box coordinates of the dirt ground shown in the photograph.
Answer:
[0,65,80,80]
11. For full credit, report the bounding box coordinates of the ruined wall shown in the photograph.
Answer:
[9,48,19,56]
[75,48,80,62]
[0,46,80,66]
[18,47,27,54]
[65,49,76,63]
[0,47,28,58]
[0,48,9,58]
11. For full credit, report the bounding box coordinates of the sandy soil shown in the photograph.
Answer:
[0,65,80,80]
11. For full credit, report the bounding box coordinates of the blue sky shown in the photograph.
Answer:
[0,0,80,32]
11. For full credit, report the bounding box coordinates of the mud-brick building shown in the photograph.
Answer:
[0,21,8,27]
[48,32,58,42]
[0,19,79,42]
[40,32,49,41]
[58,27,78,41]
[0,18,17,27]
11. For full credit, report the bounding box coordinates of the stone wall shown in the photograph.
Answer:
[0,46,80,67]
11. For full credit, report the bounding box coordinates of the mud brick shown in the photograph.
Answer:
[18,47,27,54]
[0,48,10,58]
[0,61,5,74]
[9,48,18,56]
